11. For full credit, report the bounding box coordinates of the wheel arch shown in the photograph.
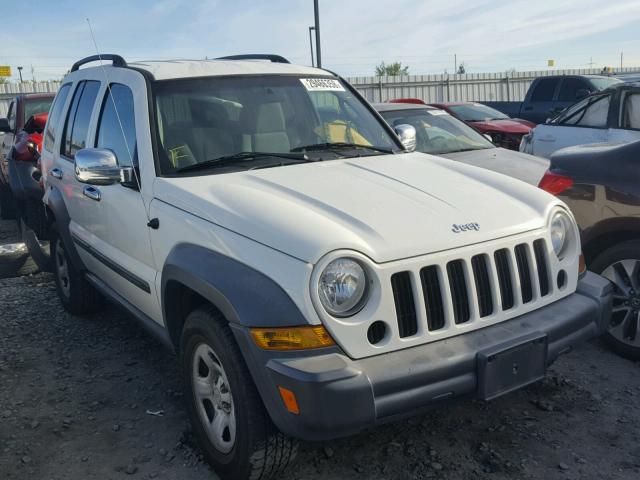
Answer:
[161,244,308,351]
[45,185,85,271]
[583,217,640,266]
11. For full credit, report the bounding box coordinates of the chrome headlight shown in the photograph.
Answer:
[318,258,368,317]
[550,210,574,260]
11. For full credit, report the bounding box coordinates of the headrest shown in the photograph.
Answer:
[255,102,286,133]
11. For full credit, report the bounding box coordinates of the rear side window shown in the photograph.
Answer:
[530,78,559,102]
[623,93,640,130]
[43,84,71,152]
[557,78,590,102]
[559,94,611,128]
[61,81,100,159]
[96,84,137,167]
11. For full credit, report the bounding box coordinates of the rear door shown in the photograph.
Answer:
[609,90,640,144]
[524,78,561,124]
[530,93,611,158]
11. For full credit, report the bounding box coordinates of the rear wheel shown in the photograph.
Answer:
[591,240,640,360]
[51,226,100,315]
[180,307,297,480]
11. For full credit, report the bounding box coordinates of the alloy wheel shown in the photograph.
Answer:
[601,259,640,348]
[191,343,236,454]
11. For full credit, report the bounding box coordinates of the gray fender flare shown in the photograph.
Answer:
[161,243,309,347]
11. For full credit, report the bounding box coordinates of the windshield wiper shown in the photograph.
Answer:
[175,151,312,173]
[291,142,395,154]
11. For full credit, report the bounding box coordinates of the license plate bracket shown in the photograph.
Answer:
[477,332,548,401]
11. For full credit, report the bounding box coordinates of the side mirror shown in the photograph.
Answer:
[483,133,493,143]
[0,118,11,133]
[394,124,417,152]
[576,89,591,100]
[74,148,133,185]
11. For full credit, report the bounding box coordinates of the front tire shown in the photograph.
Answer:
[50,226,100,315]
[180,307,297,480]
[591,240,640,360]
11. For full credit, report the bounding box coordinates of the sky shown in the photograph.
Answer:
[0,0,639,81]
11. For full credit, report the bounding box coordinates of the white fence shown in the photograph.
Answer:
[1,66,639,118]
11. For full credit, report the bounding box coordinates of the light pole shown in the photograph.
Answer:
[313,0,321,68]
[308,26,315,67]
[17,66,23,83]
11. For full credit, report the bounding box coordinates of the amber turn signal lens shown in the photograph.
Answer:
[278,386,300,414]
[250,326,335,351]
[579,253,586,275]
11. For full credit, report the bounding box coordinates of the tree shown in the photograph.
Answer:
[375,61,409,76]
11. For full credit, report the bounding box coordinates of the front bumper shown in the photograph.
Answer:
[233,271,611,441]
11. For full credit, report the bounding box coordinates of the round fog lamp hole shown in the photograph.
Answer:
[557,270,567,289]
[367,321,387,345]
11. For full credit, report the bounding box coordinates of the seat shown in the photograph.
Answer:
[252,102,290,153]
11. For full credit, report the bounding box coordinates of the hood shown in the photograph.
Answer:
[442,147,549,186]
[154,153,558,264]
[469,118,534,134]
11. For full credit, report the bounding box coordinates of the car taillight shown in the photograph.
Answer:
[538,170,574,195]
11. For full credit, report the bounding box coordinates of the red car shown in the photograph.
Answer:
[389,99,534,151]
[429,102,534,151]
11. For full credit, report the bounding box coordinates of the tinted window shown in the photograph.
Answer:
[24,98,54,121]
[43,84,71,152]
[96,84,137,166]
[530,78,559,102]
[557,78,590,102]
[61,81,100,159]
[448,103,508,121]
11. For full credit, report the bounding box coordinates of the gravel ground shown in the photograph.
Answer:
[1,217,640,480]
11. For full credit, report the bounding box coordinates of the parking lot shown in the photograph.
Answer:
[1,214,639,480]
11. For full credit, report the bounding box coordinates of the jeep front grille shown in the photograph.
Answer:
[391,240,552,336]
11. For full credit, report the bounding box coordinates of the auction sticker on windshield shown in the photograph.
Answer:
[428,110,449,116]
[300,78,345,91]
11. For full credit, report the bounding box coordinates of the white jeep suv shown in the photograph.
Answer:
[41,54,611,480]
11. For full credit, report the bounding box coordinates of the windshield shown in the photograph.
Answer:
[378,108,494,155]
[448,103,509,121]
[589,77,622,91]
[153,75,398,174]
[24,98,53,121]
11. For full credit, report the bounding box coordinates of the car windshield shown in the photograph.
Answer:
[378,108,494,154]
[24,98,53,120]
[589,77,622,90]
[448,103,509,121]
[153,75,398,174]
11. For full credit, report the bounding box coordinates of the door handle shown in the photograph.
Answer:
[83,185,101,201]
[49,167,63,179]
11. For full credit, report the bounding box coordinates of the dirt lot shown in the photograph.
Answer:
[1,217,640,480]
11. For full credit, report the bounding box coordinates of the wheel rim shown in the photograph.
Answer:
[54,239,71,299]
[601,259,640,348]
[191,343,236,454]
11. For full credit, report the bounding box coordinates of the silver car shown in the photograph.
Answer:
[374,102,549,185]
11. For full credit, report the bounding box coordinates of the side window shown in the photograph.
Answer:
[561,94,611,128]
[96,84,137,166]
[530,78,560,102]
[557,78,590,102]
[43,84,71,152]
[623,93,640,130]
[61,80,100,159]
[7,101,16,131]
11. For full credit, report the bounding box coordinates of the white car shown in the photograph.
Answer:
[521,83,640,158]
[374,102,549,185]
[41,54,611,480]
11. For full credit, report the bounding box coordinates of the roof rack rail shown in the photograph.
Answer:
[71,54,127,72]
[216,54,290,64]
